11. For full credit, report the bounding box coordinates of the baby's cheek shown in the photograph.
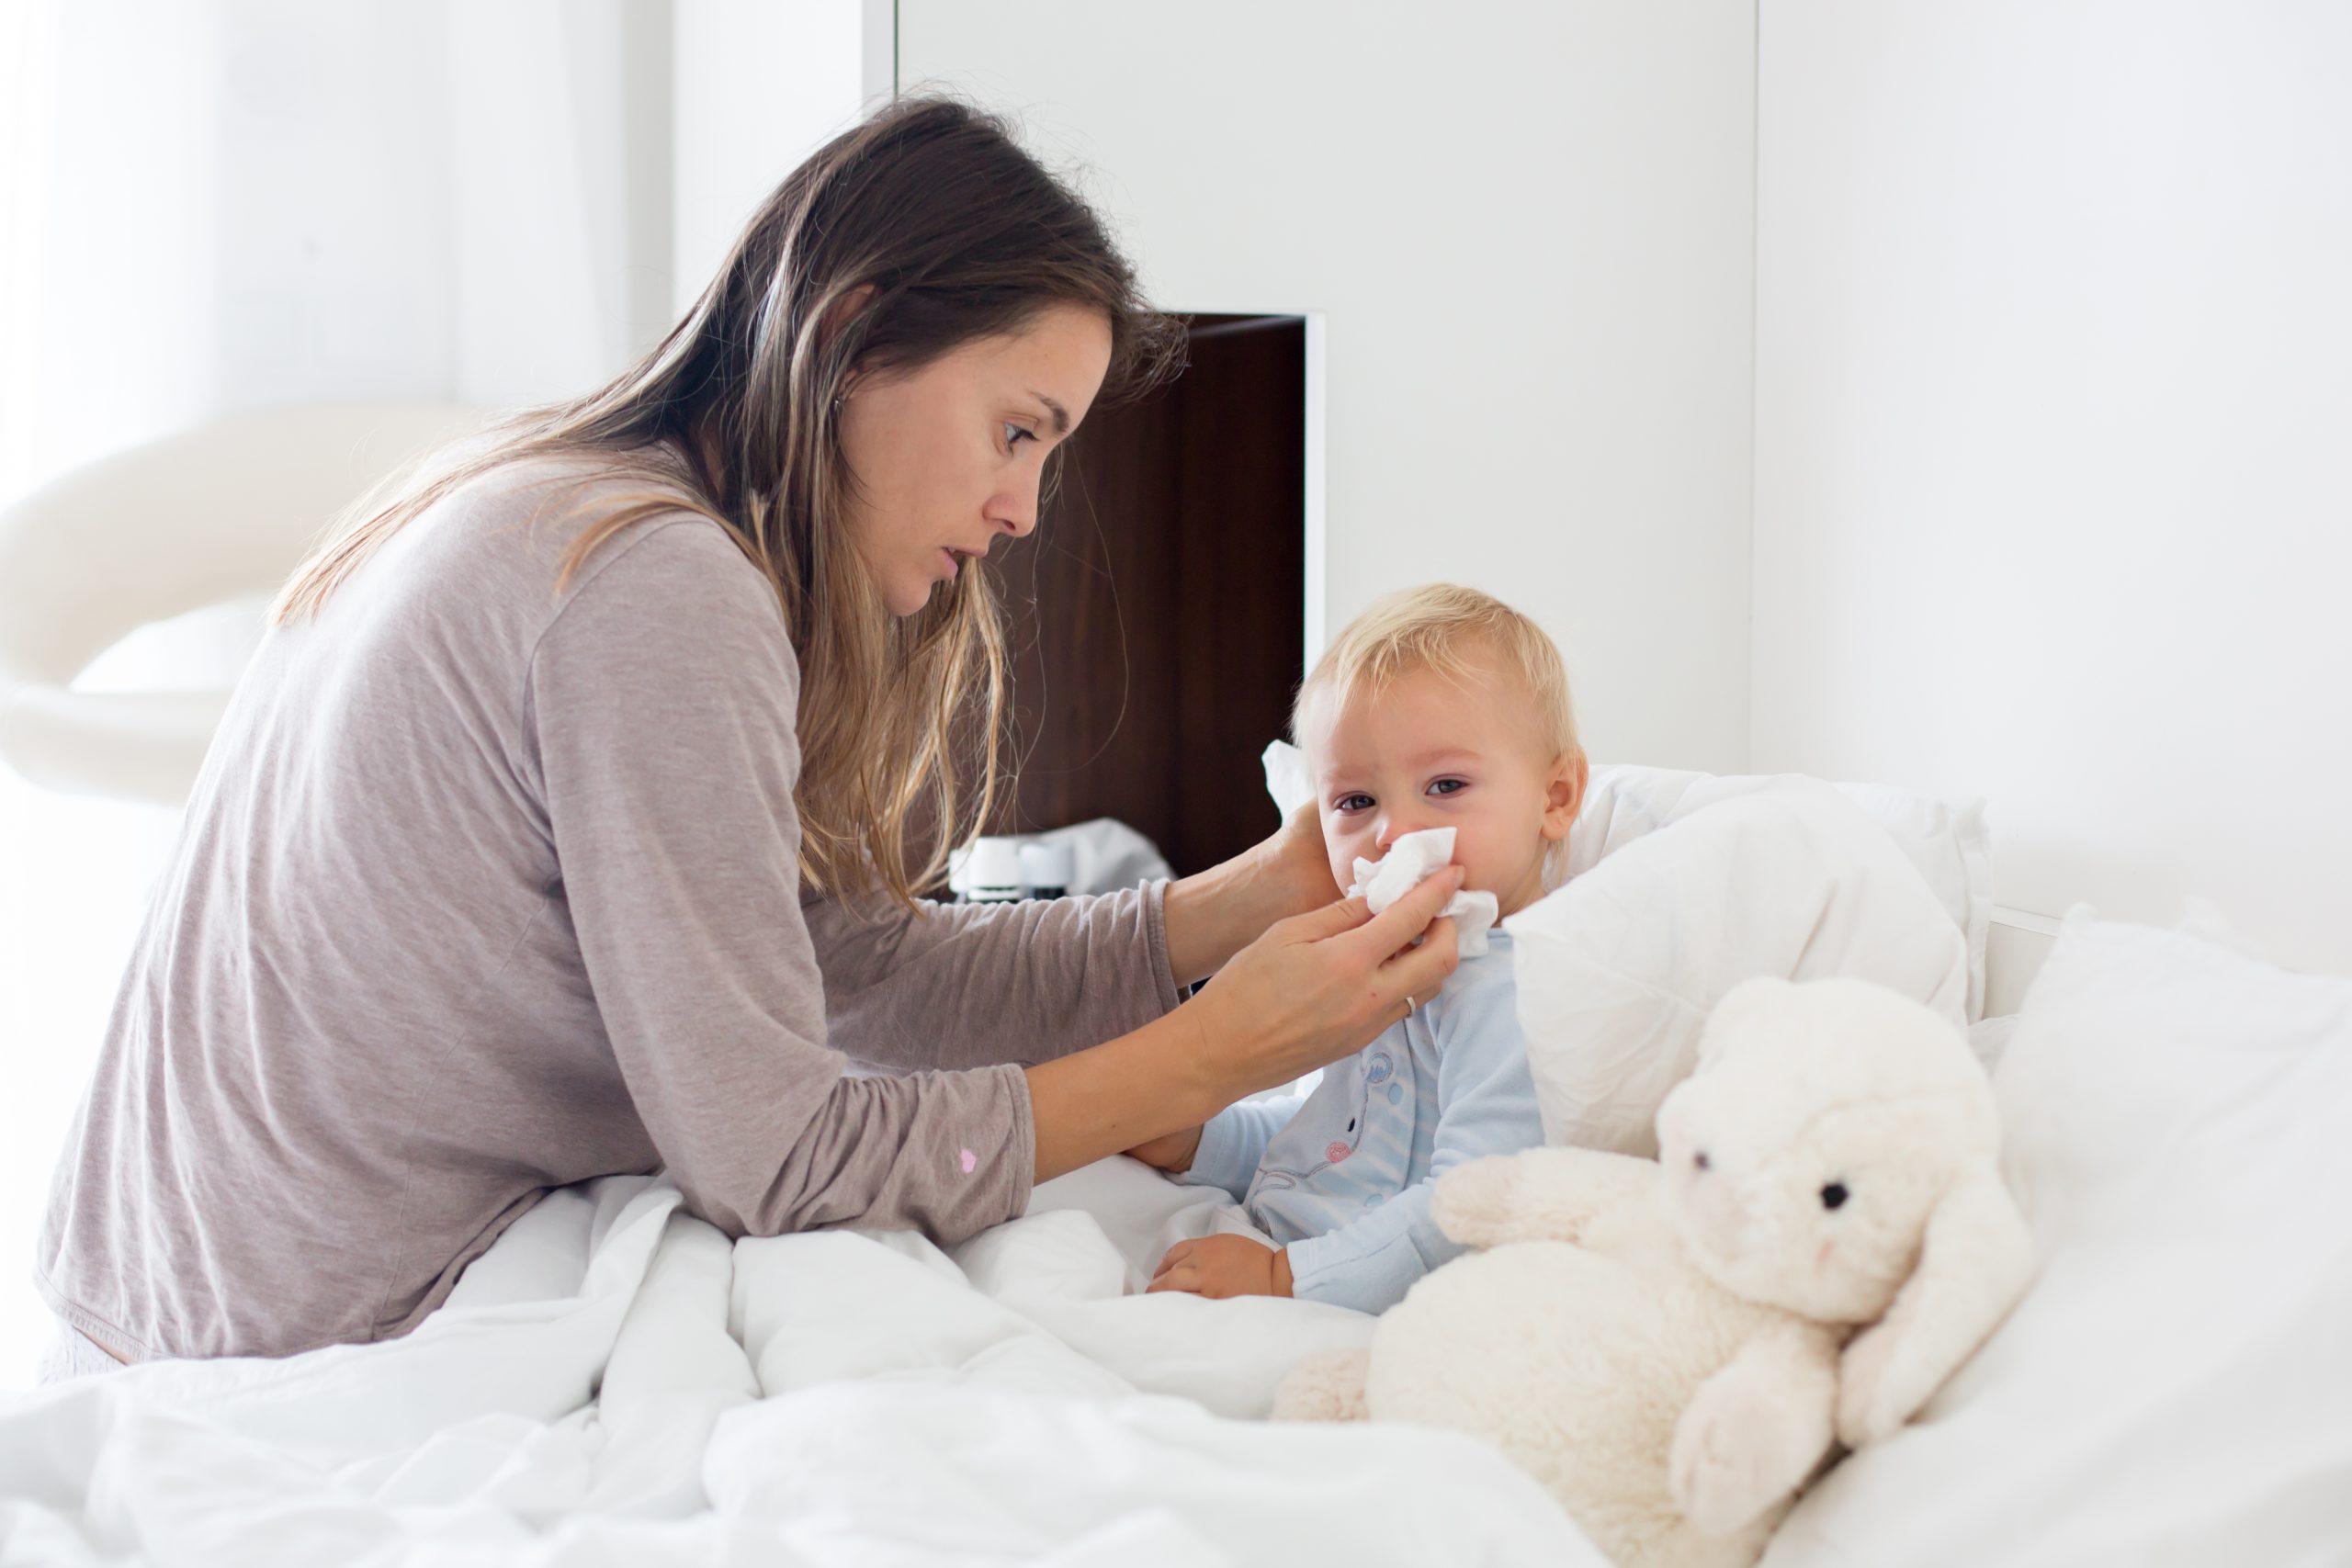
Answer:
[1323,828,1359,893]
[1448,812,1513,894]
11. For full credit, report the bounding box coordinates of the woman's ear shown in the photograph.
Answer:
[1540,751,1589,843]
[816,282,880,380]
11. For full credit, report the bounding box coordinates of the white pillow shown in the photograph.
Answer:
[1764,907,2352,1566]
[1570,764,1994,1022]
[1510,783,1969,1156]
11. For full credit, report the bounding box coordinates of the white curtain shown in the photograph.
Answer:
[0,0,673,1387]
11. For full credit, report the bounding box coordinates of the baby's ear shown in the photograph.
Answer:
[1540,751,1590,843]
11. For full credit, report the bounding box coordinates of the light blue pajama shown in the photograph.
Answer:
[1179,931,1544,1314]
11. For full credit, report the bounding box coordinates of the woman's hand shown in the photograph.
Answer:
[1263,800,1340,908]
[1173,866,1466,1102]
[1161,805,1341,985]
[1148,1235,1293,1298]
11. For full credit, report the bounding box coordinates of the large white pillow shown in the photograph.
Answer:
[1764,907,2352,1566]
[1569,763,1993,1021]
[1510,783,1969,1156]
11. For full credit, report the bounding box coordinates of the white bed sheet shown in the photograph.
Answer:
[0,1158,1602,1566]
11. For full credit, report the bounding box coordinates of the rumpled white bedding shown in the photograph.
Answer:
[0,1157,1602,1566]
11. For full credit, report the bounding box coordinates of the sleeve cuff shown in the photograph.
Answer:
[1283,1230,1423,1315]
[1141,877,1186,1017]
[998,1061,1037,1221]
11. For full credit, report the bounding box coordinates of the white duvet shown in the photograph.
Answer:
[0,1157,1602,1567]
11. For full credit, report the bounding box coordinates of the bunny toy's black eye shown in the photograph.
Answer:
[1692,1150,1711,1172]
[1820,1181,1849,1211]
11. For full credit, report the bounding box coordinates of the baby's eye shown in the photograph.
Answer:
[1335,794,1375,813]
[1003,423,1036,450]
[1427,777,1469,798]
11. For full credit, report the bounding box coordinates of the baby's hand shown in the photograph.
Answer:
[1125,1125,1204,1173]
[1147,1235,1294,1299]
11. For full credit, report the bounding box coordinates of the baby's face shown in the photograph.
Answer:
[1300,656,1583,919]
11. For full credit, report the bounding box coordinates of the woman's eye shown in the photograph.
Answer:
[1003,423,1035,449]
[1428,778,1467,798]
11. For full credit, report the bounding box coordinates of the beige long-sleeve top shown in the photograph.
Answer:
[34,448,1182,1363]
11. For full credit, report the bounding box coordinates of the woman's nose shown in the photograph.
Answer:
[990,474,1041,539]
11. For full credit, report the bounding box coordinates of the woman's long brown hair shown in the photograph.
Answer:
[271,97,1183,908]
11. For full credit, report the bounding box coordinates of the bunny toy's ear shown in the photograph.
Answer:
[1837,1159,2034,1447]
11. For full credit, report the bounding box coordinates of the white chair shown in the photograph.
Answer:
[0,402,480,805]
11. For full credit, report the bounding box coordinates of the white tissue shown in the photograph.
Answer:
[1261,739,1315,819]
[1347,827,1498,959]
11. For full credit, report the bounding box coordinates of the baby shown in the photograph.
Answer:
[1135,584,1587,1314]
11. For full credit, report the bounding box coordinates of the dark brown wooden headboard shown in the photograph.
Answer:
[988,314,1307,877]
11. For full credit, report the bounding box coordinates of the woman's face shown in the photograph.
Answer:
[838,304,1114,616]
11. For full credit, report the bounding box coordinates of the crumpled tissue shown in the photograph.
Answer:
[1350,827,1498,959]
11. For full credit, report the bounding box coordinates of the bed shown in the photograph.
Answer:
[0,1156,1600,1564]
[6,757,2345,1568]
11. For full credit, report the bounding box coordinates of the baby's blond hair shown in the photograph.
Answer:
[1293,583,1581,763]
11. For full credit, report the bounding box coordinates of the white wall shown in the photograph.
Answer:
[670,0,882,317]
[1753,1,2352,974]
[899,0,1758,773]
[445,0,678,402]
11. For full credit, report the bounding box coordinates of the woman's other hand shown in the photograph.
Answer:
[1162,805,1342,985]
[1262,800,1340,909]
[1148,1235,1293,1298]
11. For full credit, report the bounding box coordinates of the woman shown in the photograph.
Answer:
[35,98,1461,1378]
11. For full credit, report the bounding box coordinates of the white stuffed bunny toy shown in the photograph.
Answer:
[1273,976,2035,1568]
